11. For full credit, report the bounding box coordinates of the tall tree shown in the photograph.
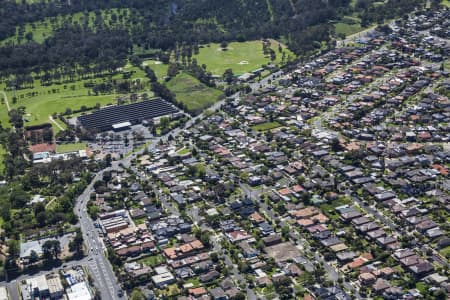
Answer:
[42,240,61,260]
[130,289,145,300]
[69,230,84,254]
[223,68,234,84]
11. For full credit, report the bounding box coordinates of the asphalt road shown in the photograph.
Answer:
[350,194,398,231]
[0,69,286,299]
[239,183,362,298]
[211,235,257,300]
[1,171,117,300]
[351,193,450,269]
[74,169,123,300]
[60,75,240,298]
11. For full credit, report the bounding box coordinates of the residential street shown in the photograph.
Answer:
[1,2,449,300]
[74,169,122,300]
[239,183,362,298]
[55,69,281,299]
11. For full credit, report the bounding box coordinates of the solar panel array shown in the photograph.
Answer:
[78,98,178,131]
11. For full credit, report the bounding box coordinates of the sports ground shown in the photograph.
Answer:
[193,40,295,76]
[0,40,293,131]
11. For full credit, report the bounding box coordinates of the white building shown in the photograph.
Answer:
[152,266,175,287]
[66,282,93,300]
[0,286,9,300]
[21,275,49,300]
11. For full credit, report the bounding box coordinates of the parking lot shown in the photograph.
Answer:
[88,124,154,159]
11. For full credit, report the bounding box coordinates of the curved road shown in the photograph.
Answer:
[0,62,343,299]
[69,71,283,298]
[0,67,325,300]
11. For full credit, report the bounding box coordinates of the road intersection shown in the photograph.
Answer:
[0,69,287,299]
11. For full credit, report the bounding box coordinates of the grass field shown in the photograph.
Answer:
[114,62,146,80]
[334,15,364,37]
[252,122,281,131]
[0,81,117,129]
[50,118,66,133]
[443,0,450,7]
[193,40,296,76]
[0,145,6,173]
[142,60,169,81]
[335,22,363,37]
[0,101,9,129]
[56,142,87,153]
[166,72,223,111]
[0,65,149,130]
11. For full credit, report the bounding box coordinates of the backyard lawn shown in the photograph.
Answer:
[166,72,223,112]
[440,245,450,258]
[193,40,295,76]
[177,148,191,155]
[137,254,165,267]
[252,122,281,131]
[444,59,450,71]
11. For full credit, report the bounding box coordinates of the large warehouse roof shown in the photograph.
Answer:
[78,98,178,131]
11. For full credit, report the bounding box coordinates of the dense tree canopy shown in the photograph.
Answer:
[0,0,424,77]
[0,26,131,77]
